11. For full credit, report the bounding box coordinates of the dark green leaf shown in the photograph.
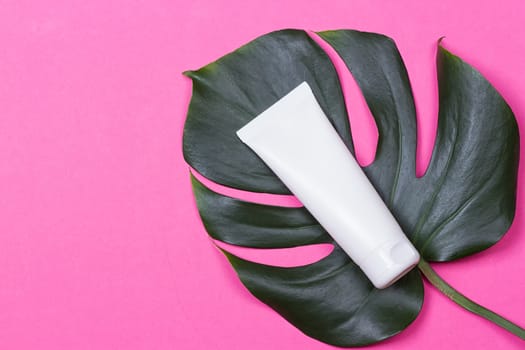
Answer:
[183,28,519,346]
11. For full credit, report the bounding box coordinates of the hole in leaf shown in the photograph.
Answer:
[401,39,440,177]
[214,240,335,268]
[308,30,379,167]
[190,168,303,208]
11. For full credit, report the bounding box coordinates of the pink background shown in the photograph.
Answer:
[1,0,524,349]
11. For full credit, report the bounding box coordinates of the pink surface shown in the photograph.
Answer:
[1,0,524,349]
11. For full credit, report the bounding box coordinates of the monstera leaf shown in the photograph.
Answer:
[182,29,521,346]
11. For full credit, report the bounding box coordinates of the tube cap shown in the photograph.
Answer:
[358,240,420,289]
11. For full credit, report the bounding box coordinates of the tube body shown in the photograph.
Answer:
[236,82,419,289]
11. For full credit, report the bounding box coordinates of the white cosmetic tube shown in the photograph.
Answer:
[236,82,419,289]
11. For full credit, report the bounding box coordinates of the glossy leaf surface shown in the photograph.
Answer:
[183,29,519,346]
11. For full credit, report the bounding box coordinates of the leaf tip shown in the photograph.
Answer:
[182,70,196,79]
[436,36,456,61]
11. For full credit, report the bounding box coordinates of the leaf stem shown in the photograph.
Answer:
[417,259,525,340]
